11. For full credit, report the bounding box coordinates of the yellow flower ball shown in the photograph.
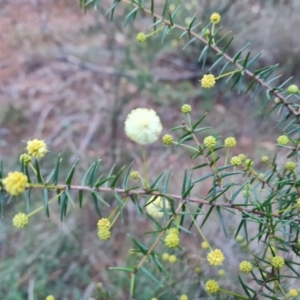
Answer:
[204,135,217,149]
[200,74,216,89]
[125,108,162,145]
[97,218,110,229]
[26,139,48,158]
[230,156,241,166]
[207,249,225,266]
[274,97,280,103]
[261,156,269,163]
[181,104,192,114]
[168,254,177,263]
[98,227,111,241]
[136,32,146,43]
[3,171,28,196]
[285,162,296,171]
[201,241,209,249]
[210,13,221,24]
[277,135,289,145]
[271,256,285,269]
[224,137,236,148]
[19,153,31,165]
[239,261,252,274]
[296,198,300,208]
[162,134,173,146]
[205,279,219,294]
[130,171,140,180]
[165,233,180,248]
[236,235,243,242]
[12,213,29,228]
[289,289,298,298]
[162,253,169,261]
[45,296,55,300]
[218,269,225,276]
[287,84,299,94]
[146,196,170,218]
[180,295,188,300]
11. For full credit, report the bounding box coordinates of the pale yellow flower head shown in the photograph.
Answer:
[26,139,48,158]
[207,249,225,266]
[125,108,162,145]
[3,171,28,196]
[13,213,29,228]
[146,196,170,218]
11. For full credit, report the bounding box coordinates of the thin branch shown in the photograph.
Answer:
[19,183,300,223]
[120,0,300,118]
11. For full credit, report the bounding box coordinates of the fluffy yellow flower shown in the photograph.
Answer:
[277,135,289,145]
[205,279,219,293]
[181,104,192,114]
[19,153,31,165]
[204,135,217,149]
[26,139,48,158]
[231,156,241,166]
[165,233,180,248]
[239,261,252,273]
[13,213,29,228]
[146,196,170,218]
[261,156,269,163]
[210,13,221,24]
[130,171,140,180]
[168,254,177,263]
[97,218,110,229]
[285,162,296,171]
[3,171,28,196]
[218,269,225,276]
[162,134,173,145]
[125,108,162,145]
[45,296,55,300]
[289,289,298,298]
[201,241,209,249]
[98,227,111,240]
[236,235,243,242]
[136,32,146,43]
[224,137,236,148]
[271,256,284,269]
[200,74,216,89]
[207,249,225,266]
[162,253,169,261]
[180,295,188,300]
[287,84,299,94]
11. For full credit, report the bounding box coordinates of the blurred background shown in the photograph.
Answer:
[1,0,300,299]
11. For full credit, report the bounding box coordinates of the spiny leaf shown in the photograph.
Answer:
[91,191,101,216]
[60,192,68,221]
[34,159,44,184]
[110,165,126,188]
[65,158,79,187]
[122,161,134,189]
[43,188,49,217]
